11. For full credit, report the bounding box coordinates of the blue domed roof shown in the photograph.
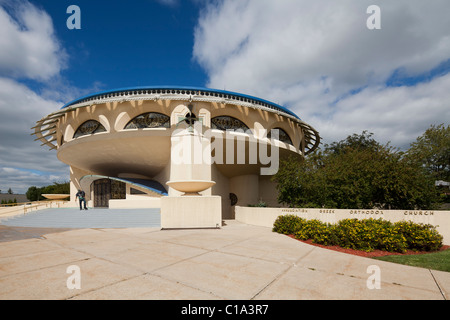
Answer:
[61,85,301,120]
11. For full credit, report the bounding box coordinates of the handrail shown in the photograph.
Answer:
[0,200,70,217]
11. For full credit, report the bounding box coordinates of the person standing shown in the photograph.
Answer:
[75,189,88,210]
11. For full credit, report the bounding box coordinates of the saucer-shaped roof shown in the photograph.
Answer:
[32,86,320,154]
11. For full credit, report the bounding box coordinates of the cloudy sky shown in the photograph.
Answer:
[0,0,449,194]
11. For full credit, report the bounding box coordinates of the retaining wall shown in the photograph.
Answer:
[235,206,450,245]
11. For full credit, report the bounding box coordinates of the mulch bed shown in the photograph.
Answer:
[286,234,450,258]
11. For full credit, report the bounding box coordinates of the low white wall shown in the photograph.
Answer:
[0,201,72,222]
[109,198,161,209]
[161,196,221,229]
[235,206,450,245]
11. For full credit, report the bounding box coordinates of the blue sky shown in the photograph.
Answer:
[386,59,450,87]
[26,0,208,94]
[0,0,449,194]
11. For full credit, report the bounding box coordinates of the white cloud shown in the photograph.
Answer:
[195,0,450,92]
[0,0,67,81]
[193,0,450,148]
[0,167,68,195]
[311,73,450,148]
[0,77,69,193]
[0,1,71,194]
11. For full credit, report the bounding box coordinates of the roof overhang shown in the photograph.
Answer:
[32,86,321,154]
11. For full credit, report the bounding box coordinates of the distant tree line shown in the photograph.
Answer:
[273,124,449,210]
[26,182,70,201]
[0,188,14,194]
[1,198,17,205]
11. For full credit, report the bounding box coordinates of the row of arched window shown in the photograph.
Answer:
[72,113,294,146]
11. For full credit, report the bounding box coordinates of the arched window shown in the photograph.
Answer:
[267,127,293,146]
[73,120,106,139]
[211,116,250,132]
[125,112,170,129]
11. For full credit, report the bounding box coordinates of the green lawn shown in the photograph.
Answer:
[373,249,450,272]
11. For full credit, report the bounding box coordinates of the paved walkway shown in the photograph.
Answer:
[0,208,161,229]
[0,218,448,300]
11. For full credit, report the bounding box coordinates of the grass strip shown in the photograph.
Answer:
[373,249,450,272]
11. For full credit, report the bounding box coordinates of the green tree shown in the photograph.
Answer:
[52,182,70,194]
[274,132,437,210]
[26,182,70,201]
[325,130,380,154]
[26,186,42,201]
[407,124,450,181]
[273,154,325,208]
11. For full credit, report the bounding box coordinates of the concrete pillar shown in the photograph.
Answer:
[161,121,222,229]
[167,123,214,195]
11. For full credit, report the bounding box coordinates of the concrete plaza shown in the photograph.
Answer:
[0,209,448,300]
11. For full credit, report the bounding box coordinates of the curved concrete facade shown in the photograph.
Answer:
[33,86,320,219]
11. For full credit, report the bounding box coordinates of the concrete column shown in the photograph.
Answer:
[161,117,222,229]
[168,123,213,195]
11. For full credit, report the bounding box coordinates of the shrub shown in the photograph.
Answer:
[330,218,407,252]
[295,219,323,240]
[332,219,373,252]
[272,215,305,235]
[394,221,443,252]
[295,219,338,246]
[273,216,443,253]
[363,219,408,253]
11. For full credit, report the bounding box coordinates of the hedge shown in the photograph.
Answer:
[273,215,443,253]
